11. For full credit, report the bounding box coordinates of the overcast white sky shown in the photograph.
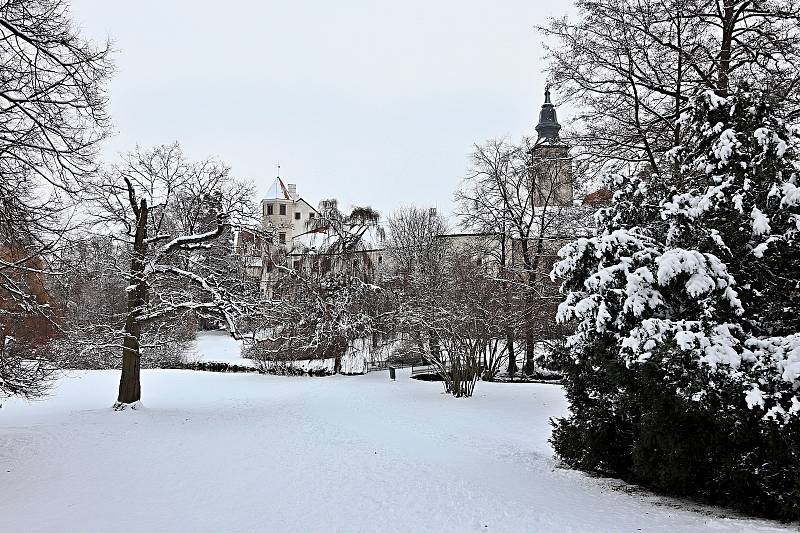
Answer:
[70,0,575,219]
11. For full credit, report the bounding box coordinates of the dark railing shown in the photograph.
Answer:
[365,360,389,372]
[365,360,422,373]
[410,364,437,376]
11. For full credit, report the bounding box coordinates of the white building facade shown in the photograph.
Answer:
[260,178,320,248]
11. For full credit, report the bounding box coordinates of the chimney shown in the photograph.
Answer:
[287,183,298,200]
[429,207,437,217]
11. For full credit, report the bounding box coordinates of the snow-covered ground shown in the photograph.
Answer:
[0,369,794,531]
[185,330,254,367]
[185,331,377,374]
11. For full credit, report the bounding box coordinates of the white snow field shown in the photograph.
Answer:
[185,330,378,374]
[0,339,795,532]
[185,330,254,367]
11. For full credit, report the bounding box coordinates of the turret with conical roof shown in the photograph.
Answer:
[535,87,561,141]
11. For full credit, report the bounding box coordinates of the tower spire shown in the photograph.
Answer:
[536,87,561,141]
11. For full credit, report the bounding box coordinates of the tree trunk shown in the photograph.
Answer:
[506,330,517,377]
[333,337,347,374]
[428,328,440,362]
[717,0,734,96]
[522,276,537,377]
[520,240,538,377]
[117,315,142,405]
[673,12,684,187]
[116,199,148,408]
[523,329,535,376]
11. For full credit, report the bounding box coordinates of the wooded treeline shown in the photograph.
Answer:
[0,0,589,405]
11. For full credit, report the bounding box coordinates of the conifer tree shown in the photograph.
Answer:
[551,87,800,518]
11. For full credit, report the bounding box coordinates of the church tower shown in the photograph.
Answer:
[535,87,561,140]
[531,88,573,206]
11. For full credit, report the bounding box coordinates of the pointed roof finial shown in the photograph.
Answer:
[536,86,561,141]
[277,162,281,177]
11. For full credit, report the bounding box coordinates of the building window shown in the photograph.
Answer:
[279,232,286,244]
[266,204,273,215]
[476,257,483,266]
[279,204,287,215]
[293,260,301,271]
[308,212,315,219]
[294,212,301,220]
[377,255,383,265]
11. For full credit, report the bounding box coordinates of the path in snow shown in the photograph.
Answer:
[0,346,795,532]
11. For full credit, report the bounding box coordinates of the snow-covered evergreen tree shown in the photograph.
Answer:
[551,87,800,518]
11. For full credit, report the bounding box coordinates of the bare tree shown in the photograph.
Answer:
[393,242,508,397]
[386,206,519,394]
[0,0,111,396]
[248,199,391,374]
[246,268,392,374]
[385,206,450,366]
[45,234,210,371]
[308,200,384,267]
[455,138,584,376]
[90,143,258,408]
[386,206,449,283]
[0,246,56,398]
[540,0,800,179]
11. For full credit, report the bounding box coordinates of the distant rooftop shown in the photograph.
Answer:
[263,177,297,201]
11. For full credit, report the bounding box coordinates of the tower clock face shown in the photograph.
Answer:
[543,108,555,121]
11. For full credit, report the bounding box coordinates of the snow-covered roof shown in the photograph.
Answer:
[291,228,329,253]
[290,223,385,255]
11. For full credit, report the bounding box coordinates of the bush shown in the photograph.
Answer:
[552,351,800,520]
[176,361,257,373]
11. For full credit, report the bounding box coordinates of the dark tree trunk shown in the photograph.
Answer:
[717,0,734,96]
[523,328,535,376]
[333,337,347,374]
[428,328,440,362]
[520,240,538,377]
[117,315,142,404]
[116,199,148,407]
[506,330,517,377]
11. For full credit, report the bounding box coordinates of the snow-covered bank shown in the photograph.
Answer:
[0,370,793,533]
[186,330,254,367]
[187,331,382,374]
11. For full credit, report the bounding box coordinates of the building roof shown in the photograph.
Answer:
[535,88,561,141]
[263,177,291,200]
[295,197,320,214]
[583,188,612,205]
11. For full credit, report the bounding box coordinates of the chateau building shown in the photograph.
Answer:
[236,89,606,298]
[260,178,320,247]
